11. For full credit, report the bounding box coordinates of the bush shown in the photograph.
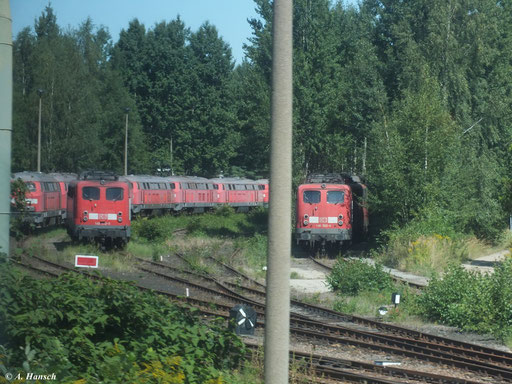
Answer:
[327,259,393,296]
[414,260,512,340]
[133,217,169,242]
[0,265,245,383]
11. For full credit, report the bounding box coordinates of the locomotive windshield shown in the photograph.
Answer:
[106,187,124,201]
[303,190,321,204]
[25,182,36,191]
[82,187,100,201]
[327,191,344,204]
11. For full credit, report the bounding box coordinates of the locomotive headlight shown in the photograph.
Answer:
[117,217,123,223]
[303,220,309,226]
[304,214,309,219]
[338,214,343,220]
[83,216,88,222]
[338,220,343,226]
[118,212,122,216]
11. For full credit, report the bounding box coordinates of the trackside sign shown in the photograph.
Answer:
[75,255,99,268]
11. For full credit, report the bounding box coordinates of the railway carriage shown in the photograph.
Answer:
[256,179,269,206]
[123,175,174,215]
[66,171,130,245]
[210,178,269,211]
[11,172,67,227]
[295,173,368,252]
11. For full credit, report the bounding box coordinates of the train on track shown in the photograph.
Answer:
[295,173,368,252]
[10,171,269,245]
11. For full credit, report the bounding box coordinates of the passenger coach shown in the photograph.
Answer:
[66,171,130,246]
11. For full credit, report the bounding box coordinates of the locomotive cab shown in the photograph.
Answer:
[67,171,130,246]
[296,183,352,247]
[295,173,368,253]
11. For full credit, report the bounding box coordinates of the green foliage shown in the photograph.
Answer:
[327,259,393,296]
[414,260,512,340]
[0,265,245,383]
[9,179,32,239]
[133,217,171,242]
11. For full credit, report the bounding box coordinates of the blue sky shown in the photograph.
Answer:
[12,1,357,64]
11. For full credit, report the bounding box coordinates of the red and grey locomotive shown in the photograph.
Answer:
[11,172,68,227]
[66,171,130,246]
[295,173,368,251]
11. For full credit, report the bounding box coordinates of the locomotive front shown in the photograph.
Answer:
[295,182,353,250]
[67,172,130,246]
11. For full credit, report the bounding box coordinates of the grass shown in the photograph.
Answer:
[375,232,501,276]
[290,271,302,279]
[16,208,269,278]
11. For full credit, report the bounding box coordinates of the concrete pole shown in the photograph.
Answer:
[124,109,129,176]
[0,0,12,256]
[37,89,43,172]
[264,0,292,383]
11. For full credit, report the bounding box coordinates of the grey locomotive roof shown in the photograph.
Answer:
[123,175,170,183]
[49,173,78,182]
[12,172,58,182]
[209,178,261,184]
[167,176,210,182]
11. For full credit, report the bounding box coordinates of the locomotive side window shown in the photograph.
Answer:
[82,187,100,201]
[25,182,36,192]
[327,191,344,204]
[67,185,75,198]
[170,183,176,189]
[106,187,124,201]
[303,190,321,204]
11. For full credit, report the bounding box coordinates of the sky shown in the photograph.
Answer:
[11,0,263,64]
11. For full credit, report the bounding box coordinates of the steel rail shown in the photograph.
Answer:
[142,253,512,365]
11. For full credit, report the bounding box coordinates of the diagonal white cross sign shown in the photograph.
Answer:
[238,308,247,325]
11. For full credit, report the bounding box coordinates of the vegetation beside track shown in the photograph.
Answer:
[0,265,245,384]
[327,255,512,347]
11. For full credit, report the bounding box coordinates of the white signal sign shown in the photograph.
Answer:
[75,255,99,268]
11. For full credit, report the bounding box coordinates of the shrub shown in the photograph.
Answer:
[133,217,168,242]
[414,260,512,340]
[0,265,245,383]
[327,259,393,295]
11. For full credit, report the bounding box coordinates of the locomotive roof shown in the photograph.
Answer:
[12,172,58,182]
[123,175,170,183]
[79,170,119,181]
[167,176,210,182]
[306,173,361,184]
[49,173,78,182]
[209,178,261,184]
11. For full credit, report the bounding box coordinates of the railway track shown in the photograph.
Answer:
[136,254,512,382]
[14,255,512,383]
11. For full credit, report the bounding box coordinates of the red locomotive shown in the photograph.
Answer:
[295,174,368,252]
[122,175,175,215]
[210,178,269,211]
[66,171,130,246]
[11,172,68,227]
[123,175,269,216]
[11,170,269,247]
